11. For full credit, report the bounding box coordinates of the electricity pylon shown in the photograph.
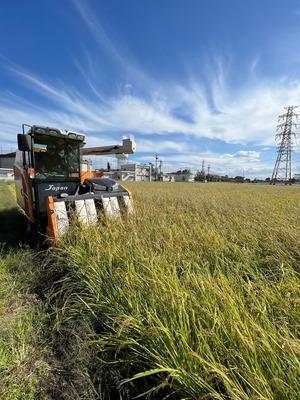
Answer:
[271,106,299,185]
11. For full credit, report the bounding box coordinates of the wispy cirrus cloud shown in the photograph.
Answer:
[2,57,300,151]
[69,0,125,66]
[250,54,260,74]
[2,55,300,145]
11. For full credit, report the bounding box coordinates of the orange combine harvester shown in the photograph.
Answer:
[14,124,136,248]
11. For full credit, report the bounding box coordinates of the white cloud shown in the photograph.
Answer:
[132,138,189,153]
[221,150,260,160]
[148,149,271,179]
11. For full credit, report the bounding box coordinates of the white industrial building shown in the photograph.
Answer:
[100,155,195,182]
[102,154,152,181]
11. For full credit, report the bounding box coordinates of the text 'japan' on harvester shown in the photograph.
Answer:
[14,124,136,247]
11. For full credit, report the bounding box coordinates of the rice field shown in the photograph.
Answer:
[43,182,300,399]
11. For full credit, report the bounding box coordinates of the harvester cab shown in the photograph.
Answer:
[14,124,136,248]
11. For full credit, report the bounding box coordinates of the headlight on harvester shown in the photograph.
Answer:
[68,132,85,141]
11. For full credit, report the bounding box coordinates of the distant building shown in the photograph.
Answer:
[167,169,195,182]
[0,152,15,181]
[104,163,152,182]
[0,168,14,181]
[293,173,300,182]
[102,163,196,183]
[233,176,245,183]
[0,152,15,169]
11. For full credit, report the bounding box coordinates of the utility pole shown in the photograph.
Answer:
[199,159,207,182]
[159,160,163,181]
[271,106,299,185]
[155,154,159,181]
[149,162,154,182]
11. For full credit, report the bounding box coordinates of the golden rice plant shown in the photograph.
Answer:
[45,182,300,399]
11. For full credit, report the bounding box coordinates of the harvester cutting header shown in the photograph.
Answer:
[14,124,136,248]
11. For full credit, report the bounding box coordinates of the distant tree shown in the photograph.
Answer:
[220,175,231,182]
[194,170,206,182]
[150,163,159,180]
[234,176,244,183]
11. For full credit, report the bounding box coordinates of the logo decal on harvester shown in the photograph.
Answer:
[45,185,68,191]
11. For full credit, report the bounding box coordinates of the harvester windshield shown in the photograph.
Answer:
[34,134,83,181]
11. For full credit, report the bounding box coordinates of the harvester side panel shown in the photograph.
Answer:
[14,161,35,224]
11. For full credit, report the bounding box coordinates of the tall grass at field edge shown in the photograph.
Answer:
[0,245,55,399]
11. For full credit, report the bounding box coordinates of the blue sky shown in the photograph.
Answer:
[1,0,300,179]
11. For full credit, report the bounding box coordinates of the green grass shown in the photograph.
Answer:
[44,182,300,399]
[0,245,53,399]
[0,183,53,398]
